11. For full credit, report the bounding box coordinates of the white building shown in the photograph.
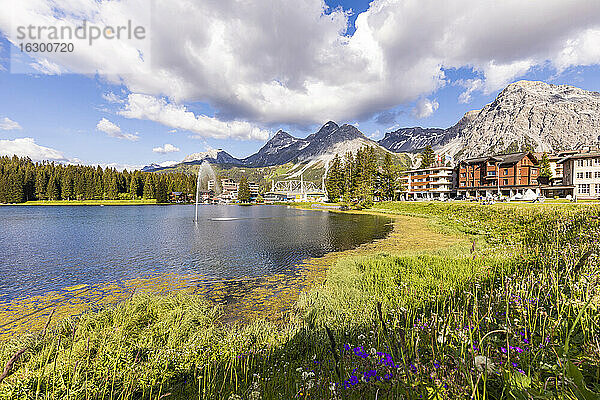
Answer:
[559,148,600,200]
[399,166,455,200]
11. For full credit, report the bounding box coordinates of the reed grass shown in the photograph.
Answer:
[1,202,599,399]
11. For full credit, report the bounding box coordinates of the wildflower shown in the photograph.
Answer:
[344,375,359,388]
[500,347,507,354]
[248,391,261,400]
[353,346,369,359]
[302,371,315,380]
[433,362,441,369]
[474,355,496,373]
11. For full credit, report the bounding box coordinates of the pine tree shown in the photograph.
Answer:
[143,175,154,199]
[325,155,344,202]
[61,173,73,200]
[35,169,47,200]
[419,145,435,169]
[238,176,251,203]
[46,175,60,200]
[8,171,24,203]
[129,175,139,199]
[380,152,397,201]
[155,178,169,203]
[539,153,553,180]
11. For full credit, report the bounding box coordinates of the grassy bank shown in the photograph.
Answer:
[4,199,159,206]
[1,203,599,399]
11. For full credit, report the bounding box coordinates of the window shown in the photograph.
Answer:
[577,172,584,179]
[503,179,509,185]
[595,172,600,179]
[532,169,537,175]
[578,184,590,194]
[586,171,592,179]
[596,184,600,195]
[577,160,584,167]
[460,173,466,178]
[595,158,600,165]
[503,169,508,175]
[488,170,496,176]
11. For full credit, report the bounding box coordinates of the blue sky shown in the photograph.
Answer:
[1,0,600,168]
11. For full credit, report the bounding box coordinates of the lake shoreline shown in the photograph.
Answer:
[2,203,598,398]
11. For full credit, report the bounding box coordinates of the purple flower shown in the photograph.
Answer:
[433,362,441,369]
[509,346,524,353]
[500,347,507,354]
[353,346,369,359]
[344,375,359,388]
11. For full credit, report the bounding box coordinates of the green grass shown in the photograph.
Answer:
[9,199,158,206]
[1,202,599,399]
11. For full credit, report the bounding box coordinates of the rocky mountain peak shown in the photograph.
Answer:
[378,80,600,160]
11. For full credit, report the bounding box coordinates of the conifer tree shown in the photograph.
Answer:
[380,152,397,201]
[143,175,154,199]
[419,145,435,169]
[35,169,47,200]
[46,175,60,200]
[238,176,251,203]
[325,155,344,202]
[539,153,553,179]
[155,178,169,203]
[129,175,139,199]
[9,171,24,203]
[61,173,73,200]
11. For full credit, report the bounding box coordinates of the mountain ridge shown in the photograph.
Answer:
[144,80,600,171]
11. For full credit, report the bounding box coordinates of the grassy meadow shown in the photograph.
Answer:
[0,202,599,399]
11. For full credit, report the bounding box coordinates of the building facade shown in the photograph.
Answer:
[399,166,455,200]
[559,149,600,200]
[456,152,540,198]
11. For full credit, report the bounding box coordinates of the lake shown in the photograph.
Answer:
[0,205,392,302]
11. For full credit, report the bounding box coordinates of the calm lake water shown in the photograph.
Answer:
[0,205,392,302]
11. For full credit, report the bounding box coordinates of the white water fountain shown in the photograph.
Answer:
[195,161,219,221]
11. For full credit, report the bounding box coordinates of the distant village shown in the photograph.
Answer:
[175,146,600,204]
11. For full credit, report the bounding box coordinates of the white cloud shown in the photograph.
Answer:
[0,138,67,161]
[119,94,270,141]
[456,79,484,104]
[100,162,144,172]
[102,92,125,104]
[0,117,22,130]
[152,143,180,154]
[96,117,139,141]
[1,0,600,128]
[412,98,439,119]
[30,58,62,75]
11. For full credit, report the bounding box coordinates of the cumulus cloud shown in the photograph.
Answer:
[456,79,484,104]
[102,92,125,104]
[119,94,270,141]
[1,0,600,129]
[96,118,139,141]
[0,138,67,161]
[152,143,180,154]
[412,98,439,119]
[0,117,22,130]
